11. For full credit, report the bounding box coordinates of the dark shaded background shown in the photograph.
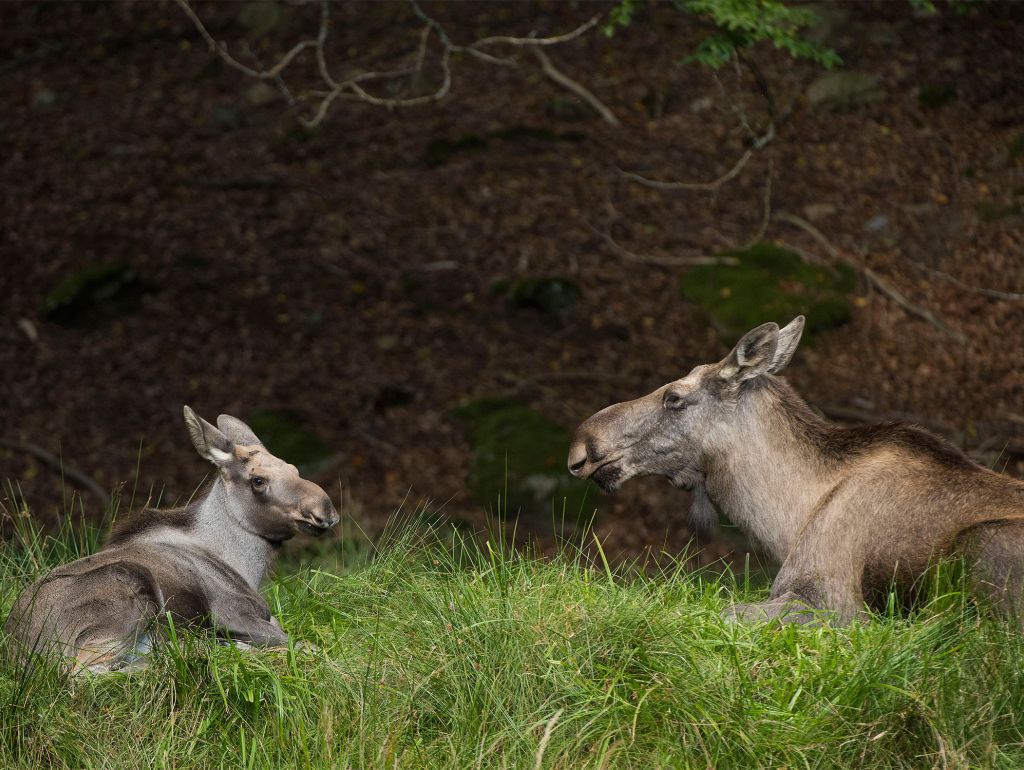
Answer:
[2,1,1022,567]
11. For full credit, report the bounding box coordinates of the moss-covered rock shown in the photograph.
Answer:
[453,398,598,525]
[42,262,147,327]
[680,242,856,341]
[495,277,581,324]
[245,410,335,475]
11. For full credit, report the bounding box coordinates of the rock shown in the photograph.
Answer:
[689,96,714,114]
[245,82,278,108]
[803,203,837,222]
[32,89,56,108]
[207,104,244,132]
[804,2,850,45]
[806,72,884,112]
[238,1,281,39]
[864,214,889,232]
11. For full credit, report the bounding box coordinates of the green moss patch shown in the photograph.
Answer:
[917,84,956,110]
[453,398,597,525]
[680,242,856,341]
[42,262,148,327]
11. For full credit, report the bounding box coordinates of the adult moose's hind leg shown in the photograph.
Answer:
[958,520,1024,620]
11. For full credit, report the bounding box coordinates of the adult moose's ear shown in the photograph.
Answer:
[720,322,780,382]
[216,414,262,447]
[183,405,235,466]
[767,315,804,374]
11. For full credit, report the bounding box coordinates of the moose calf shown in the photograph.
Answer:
[6,406,338,672]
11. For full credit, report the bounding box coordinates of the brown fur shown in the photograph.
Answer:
[568,317,1024,624]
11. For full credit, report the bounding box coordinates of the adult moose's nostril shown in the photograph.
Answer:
[567,440,589,476]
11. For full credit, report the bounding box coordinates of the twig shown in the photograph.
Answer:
[472,16,600,49]
[0,438,111,508]
[904,258,1024,302]
[775,212,967,344]
[621,52,774,193]
[174,0,315,80]
[619,149,754,192]
[585,221,739,267]
[742,157,773,248]
[862,266,967,345]
[533,48,619,127]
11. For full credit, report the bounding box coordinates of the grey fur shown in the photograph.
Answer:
[568,316,1024,624]
[5,406,338,673]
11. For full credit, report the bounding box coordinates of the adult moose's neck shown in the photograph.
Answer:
[193,479,277,590]
[702,376,837,564]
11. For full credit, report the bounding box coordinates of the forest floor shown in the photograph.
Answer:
[1,1,1023,568]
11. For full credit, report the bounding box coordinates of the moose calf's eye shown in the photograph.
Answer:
[664,393,685,409]
[251,477,267,491]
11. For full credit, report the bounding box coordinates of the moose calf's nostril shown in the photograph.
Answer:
[569,458,586,473]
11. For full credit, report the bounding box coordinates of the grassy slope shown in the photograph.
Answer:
[2,518,1024,770]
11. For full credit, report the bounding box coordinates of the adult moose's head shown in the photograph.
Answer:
[567,317,805,493]
[183,406,339,541]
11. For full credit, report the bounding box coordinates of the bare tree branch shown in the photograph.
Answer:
[619,149,755,192]
[584,220,739,268]
[904,258,1024,302]
[175,0,608,128]
[775,212,967,345]
[532,48,619,127]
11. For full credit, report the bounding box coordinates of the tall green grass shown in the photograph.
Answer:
[2,506,1024,769]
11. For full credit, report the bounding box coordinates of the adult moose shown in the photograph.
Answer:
[568,316,1024,623]
[6,406,338,672]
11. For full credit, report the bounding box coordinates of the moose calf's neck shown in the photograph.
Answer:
[150,478,277,590]
[703,379,835,563]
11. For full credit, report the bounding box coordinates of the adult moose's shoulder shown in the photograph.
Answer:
[568,316,1024,625]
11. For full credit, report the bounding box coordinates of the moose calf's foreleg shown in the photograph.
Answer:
[212,612,289,647]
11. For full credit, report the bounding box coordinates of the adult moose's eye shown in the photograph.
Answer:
[251,477,267,492]
[663,392,685,409]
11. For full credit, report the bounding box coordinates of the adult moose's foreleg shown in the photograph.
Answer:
[724,531,866,625]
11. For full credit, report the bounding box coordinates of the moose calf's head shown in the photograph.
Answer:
[183,406,339,541]
[567,316,805,493]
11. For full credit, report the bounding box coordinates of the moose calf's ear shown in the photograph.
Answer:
[183,405,235,466]
[216,414,262,447]
[721,322,780,382]
[768,315,805,374]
